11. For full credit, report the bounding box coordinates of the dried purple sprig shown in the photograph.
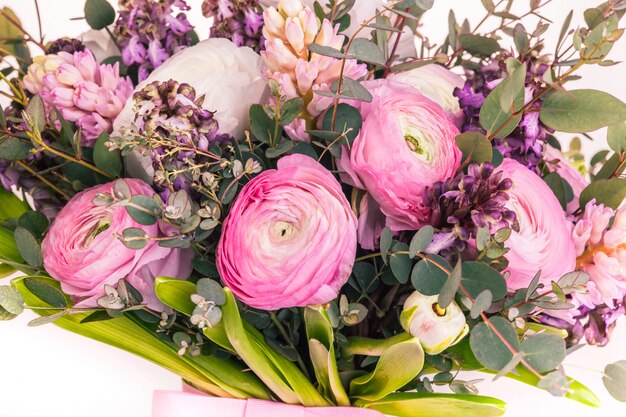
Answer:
[202,0,264,51]
[45,38,85,55]
[423,162,519,254]
[114,0,194,82]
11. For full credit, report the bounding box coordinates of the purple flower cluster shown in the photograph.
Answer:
[423,162,519,254]
[115,0,194,82]
[541,297,626,347]
[45,38,85,55]
[454,55,554,171]
[131,80,230,198]
[202,0,264,51]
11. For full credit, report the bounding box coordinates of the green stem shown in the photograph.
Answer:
[269,311,311,379]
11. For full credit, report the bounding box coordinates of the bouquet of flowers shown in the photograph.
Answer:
[1,0,626,415]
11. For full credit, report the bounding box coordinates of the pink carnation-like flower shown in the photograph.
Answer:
[573,199,626,309]
[496,159,576,290]
[338,79,461,235]
[217,154,358,310]
[41,179,193,310]
[544,145,589,214]
[23,50,133,146]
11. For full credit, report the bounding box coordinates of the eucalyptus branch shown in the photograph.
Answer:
[0,9,46,51]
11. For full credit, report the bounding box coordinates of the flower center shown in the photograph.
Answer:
[577,243,626,268]
[84,219,111,248]
[405,135,426,155]
[270,220,296,242]
[431,303,447,317]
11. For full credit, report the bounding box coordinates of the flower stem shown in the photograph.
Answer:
[269,311,310,379]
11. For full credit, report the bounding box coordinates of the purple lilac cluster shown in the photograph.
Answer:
[0,115,62,219]
[541,296,626,347]
[202,0,264,51]
[131,80,230,199]
[423,162,519,254]
[115,0,194,82]
[454,55,554,171]
[45,38,85,55]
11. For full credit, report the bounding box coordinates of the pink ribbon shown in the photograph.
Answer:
[152,390,384,417]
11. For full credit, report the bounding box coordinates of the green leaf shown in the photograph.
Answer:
[470,316,520,371]
[379,227,393,263]
[0,226,25,268]
[460,262,507,301]
[0,136,33,160]
[458,34,500,57]
[512,24,529,54]
[23,277,67,308]
[411,254,451,295]
[0,305,17,320]
[265,140,295,158]
[18,211,48,239]
[0,188,28,220]
[438,261,461,308]
[584,8,604,29]
[249,104,274,145]
[154,277,197,315]
[318,78,373,103]
[120,227,148,250]
[0,7,24,56]
[470,290,493,319]
[543,172,567,210]
[409,226,434,258]
[94,133,122,177]
[455,132,493,163]
[127,195,160,226]
[279,97,304,126]
[358,392,506,417]
[0,285,24,315]
[26,95,46,132]
[308,43,354,60]
[607,122,626,154]
[540,90,626,133]
[222,288,329,406]
[520,333,565,373]
[13,275,267,400]
[499,61,527,112]
[350,337,425,401]
[196,278,225,305]
[580,178,626,210]
[13,226,42,268]
[347,38,387,66]
[305,306,350,406]
[389,242,411,284]
[321,103,362,144]
[84,0,115,30]
[480,77,524,138]
[603,360,626,402]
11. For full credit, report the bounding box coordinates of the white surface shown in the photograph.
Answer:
[0,1,625,416]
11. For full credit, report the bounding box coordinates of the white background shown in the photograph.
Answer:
[0,0,625,416]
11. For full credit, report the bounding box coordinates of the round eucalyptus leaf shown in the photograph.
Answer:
[470,316,520,371]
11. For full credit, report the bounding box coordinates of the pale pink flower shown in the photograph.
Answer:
[217,154,357,310]
[24,50,133,146]
[496,159,577,290]
[261,0,367,141]
[41,179,193,311]
[574,200,626,309]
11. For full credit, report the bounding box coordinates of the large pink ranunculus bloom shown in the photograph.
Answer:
[338,79,461,233]
[572,199,626,309]
[217,154,357,310]
[496,159,576,290]
[41,179,193,310]
[23,49,133,146]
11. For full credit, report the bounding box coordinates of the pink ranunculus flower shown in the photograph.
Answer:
[41,179,193,310]
[544,145,589,214]
[388,64,465,127]
[338,79,461,233]
[496,159,577,290]
[573,199,626,309]
[23,49,133,146]
[216,154,358,310]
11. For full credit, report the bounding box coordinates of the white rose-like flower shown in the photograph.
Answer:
[389,64,465,127]
[113,38,268,139]
[80,29,120,63]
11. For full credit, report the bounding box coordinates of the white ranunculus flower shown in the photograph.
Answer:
[113,38,268,140]
[80,29,120,62]
[400,291,469,355]
[260,0,417,58]
[389,64,465,127]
